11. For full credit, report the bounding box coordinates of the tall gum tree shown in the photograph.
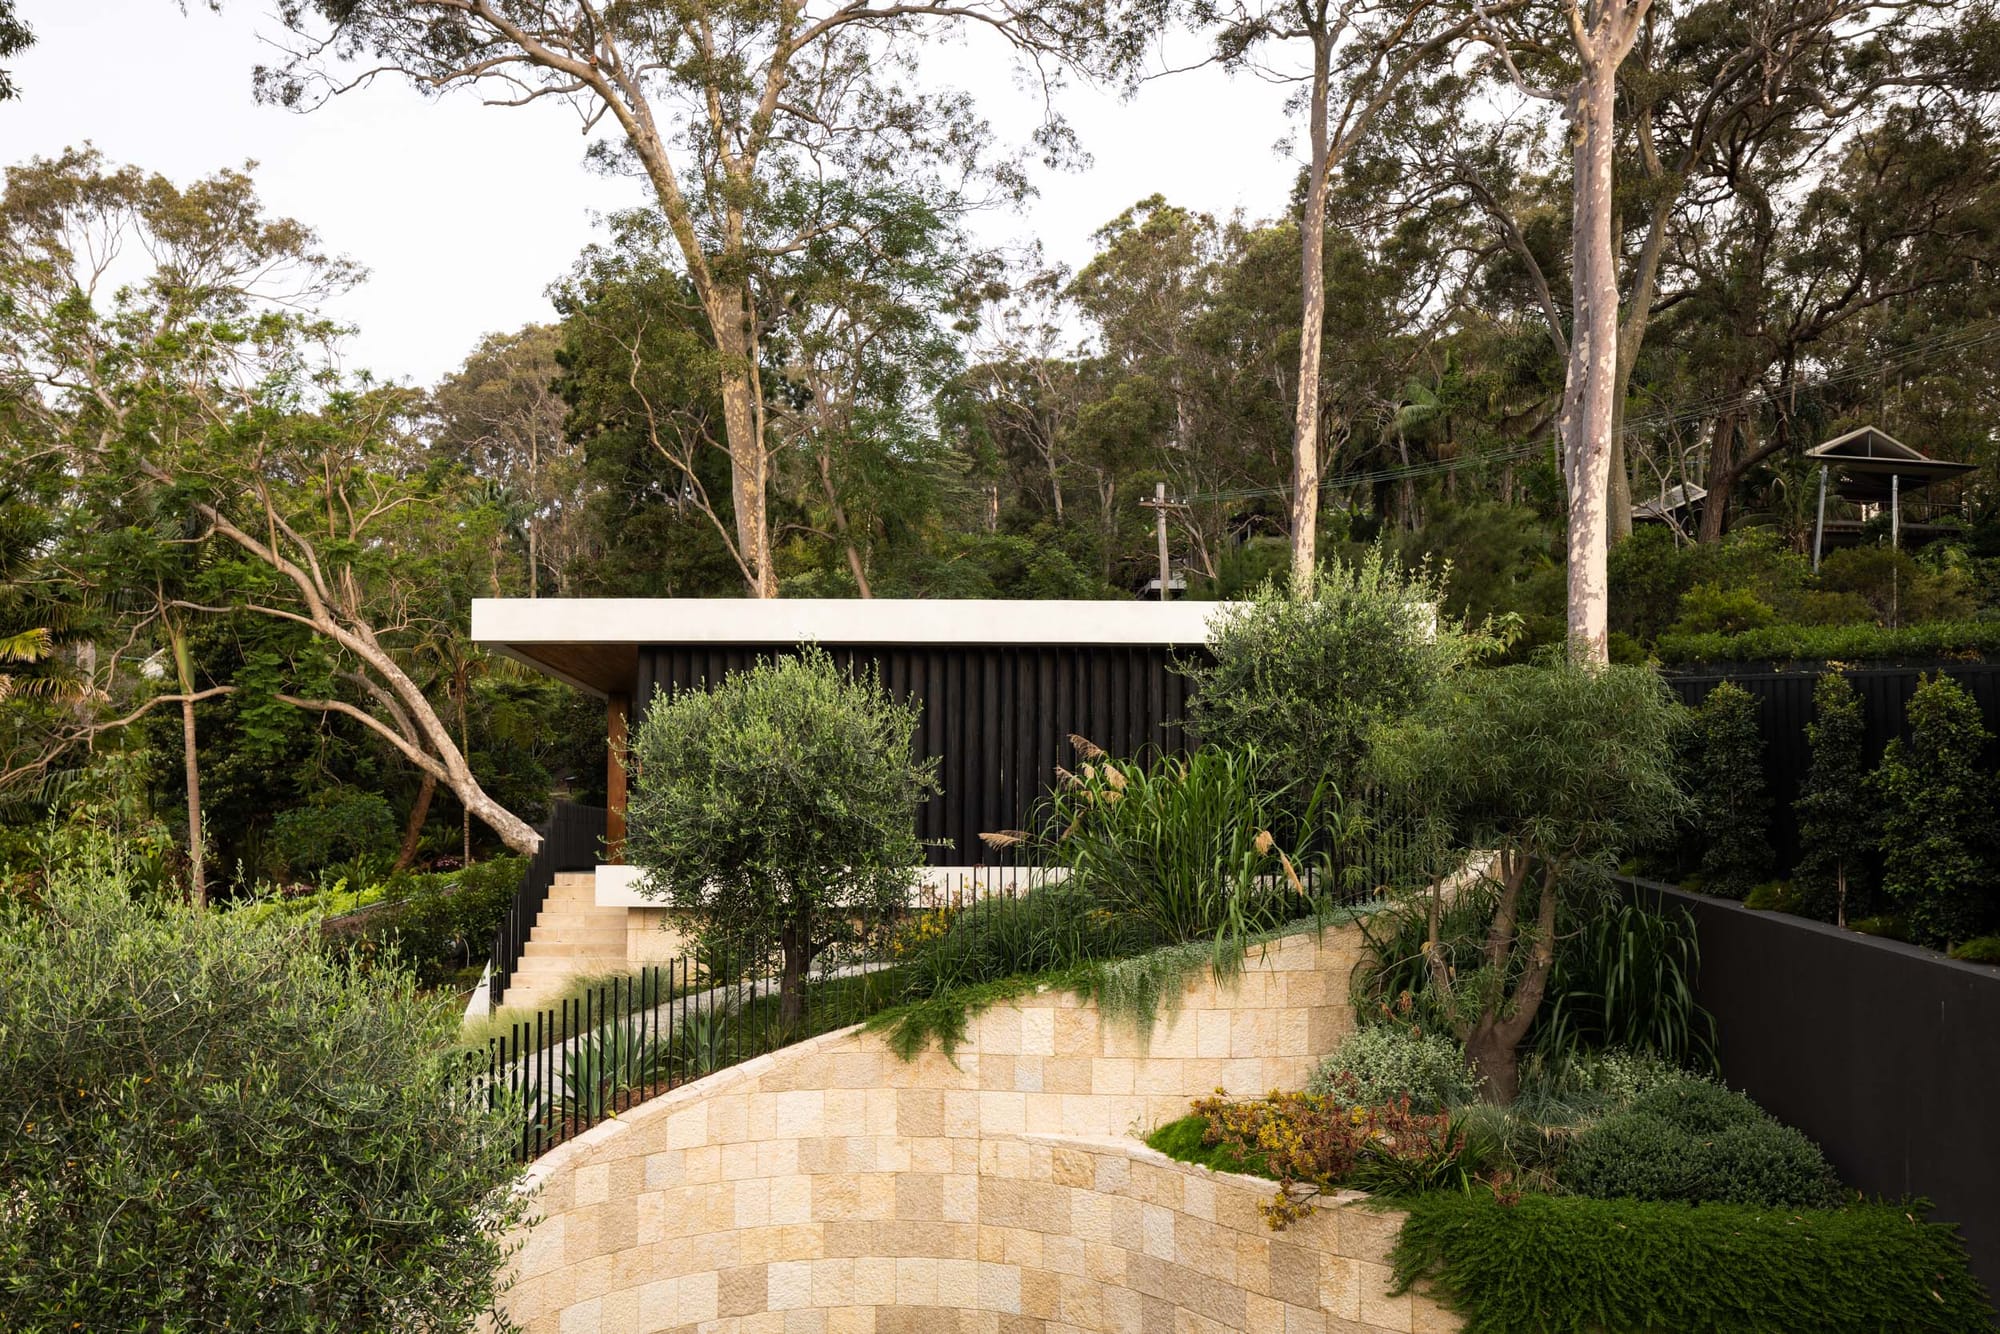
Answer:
[1471,0,1652,663]
[1190,0,1512,594]
[229,0,1149,597]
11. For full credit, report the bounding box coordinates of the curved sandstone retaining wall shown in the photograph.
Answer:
[501,924,1461,1334]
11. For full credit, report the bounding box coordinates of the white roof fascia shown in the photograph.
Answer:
[471,597,1237,649]
[1809,426,1924,461]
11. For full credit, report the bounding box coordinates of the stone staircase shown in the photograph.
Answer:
[498,871,628,1012]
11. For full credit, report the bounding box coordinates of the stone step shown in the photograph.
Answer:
[522,936,628,959]
[525,921,628,944]
[508,955,626,982]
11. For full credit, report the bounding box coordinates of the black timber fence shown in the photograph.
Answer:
[638,644,1201,866]
[1663,662,2000,874]
[1625,876,2000,1300]
[487,801,607,1009]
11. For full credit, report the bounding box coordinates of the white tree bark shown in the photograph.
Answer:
[1289,36,1333,598]
[1558,1,1651,665]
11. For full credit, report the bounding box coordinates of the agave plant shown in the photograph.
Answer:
[670,1005,732,1082]
[558,1019,669,1123]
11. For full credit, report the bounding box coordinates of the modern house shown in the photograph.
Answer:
[470,597,1229,1009]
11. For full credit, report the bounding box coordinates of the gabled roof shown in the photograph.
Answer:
[1804,425,1975,500]
[1806,425,1931,463]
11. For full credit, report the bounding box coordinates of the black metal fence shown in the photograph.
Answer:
[1626,877,2000,1299]
[471,957,802,1160]
[1664,663,2000,873]
[469,856,1394,1161]
[487,801,607,1009]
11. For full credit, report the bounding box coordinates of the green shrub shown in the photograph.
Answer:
[1818,545,1975,625]
[1874,673,1999,949]
[1689,681,1771,898]
[1794,672,1876,924]
[627,646,939,1030]
[892,881,1136,999]
[1040,746,1323,952]
[1181,547,1492,824]
[1849,913,1907,940]
[1949,934,2000,963]
[1667,581,1777,636]
[1655,617,2000,664]
[1559,1077,1842,1208]
[1741,880,1800,912]
[265,788,398,879]
[0,854,523,1330]
[1307,1025,1477,1111]
[1536,899,1715,1070]
[1391,1192,1995,1334]
[363,856,524,986]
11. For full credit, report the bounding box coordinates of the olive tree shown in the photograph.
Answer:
[626,647,938,1028]
[0,847,524,1329]
[1368,660,1684,1103]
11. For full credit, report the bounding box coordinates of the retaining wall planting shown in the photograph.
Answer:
[498,923,1461,1334]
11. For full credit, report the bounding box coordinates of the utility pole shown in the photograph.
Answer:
[1139,483,1181,600]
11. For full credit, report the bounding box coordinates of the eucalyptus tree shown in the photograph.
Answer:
[0,149,544,856]
[758,180,996,596]
[229,0,1149,598]
[431,324,591,599]
[1188,0,1503,593]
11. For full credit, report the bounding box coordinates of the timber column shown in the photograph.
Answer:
[606,692,629,862]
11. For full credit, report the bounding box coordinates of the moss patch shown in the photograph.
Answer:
[1144,1114,1273,1179]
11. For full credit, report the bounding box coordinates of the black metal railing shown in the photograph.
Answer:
[487,801,608,1012]
[471,951,886,1160]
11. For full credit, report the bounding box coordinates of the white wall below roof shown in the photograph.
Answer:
[472,597,1235,648]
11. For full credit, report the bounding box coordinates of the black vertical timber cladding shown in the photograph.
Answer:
[1664,663,2000,874]
[636,643,1200,864]
[1628,879,2000,1302]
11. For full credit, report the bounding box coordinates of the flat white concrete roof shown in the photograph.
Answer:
[471,597,1232,649]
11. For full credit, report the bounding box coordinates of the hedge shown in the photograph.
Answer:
[1655,619,2000,665]
[1390,1192,1995,1334]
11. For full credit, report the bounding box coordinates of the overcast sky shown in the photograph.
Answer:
[5,0,1299,386]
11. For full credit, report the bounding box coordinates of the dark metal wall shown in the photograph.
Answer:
[1665,664,2000,872]
[1630,879,2000,1300]
[637,645,1199,864]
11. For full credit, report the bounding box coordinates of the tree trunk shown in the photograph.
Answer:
[779,914,811,1034]
[456,665,474,866]
[169,622,204,909]
[179,695,204,909]
[715,299,776,599]
[1288,36,1333,599]
[1698,413,1738,543]
[1561,62,1623,666]
[395,771,437,872]
[1467,855,1562,1104]
[818,446,872,598]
